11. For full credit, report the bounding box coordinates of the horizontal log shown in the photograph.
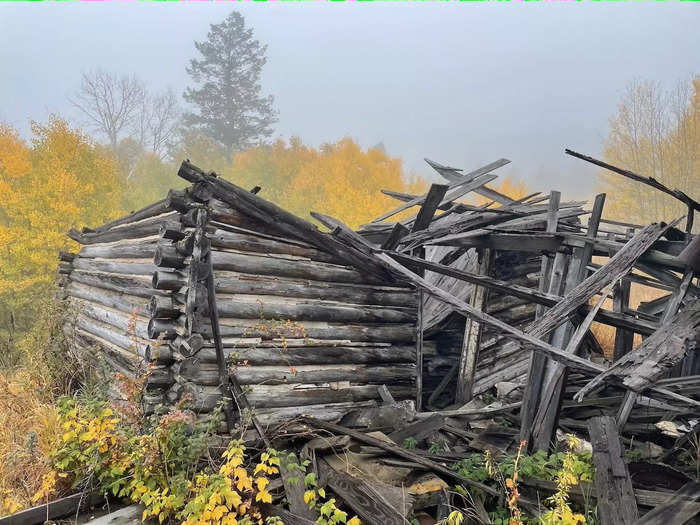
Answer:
[152,271,186,290]
[72,329,171,386]
[92,199,172,233]
[210,250,382,284]
[72,258,157,276]
[70,299,151,339]
[66,281,150,317]
[213,273,415,308]
[58,251,77,262]
[144,343,174,364]
[154,244,187,269]
[208,229,338,263]
[66,281,149,316]
[196,317,416,343]
[74,314,155,363]
[148,318,179,340]
[79,239,157,259]
[72,332,138,379]
[212,295,415,324]
[71,212,179,244]
[172,333,206,357]
[180,344,416,365]
[175,383,414,411]
[176,363,415,386]
[69,270,165,299]
[199,401,380,428]
[149,296,181,318]
[205,198,290,238]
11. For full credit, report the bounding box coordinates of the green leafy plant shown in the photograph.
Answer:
[402,437,417,450]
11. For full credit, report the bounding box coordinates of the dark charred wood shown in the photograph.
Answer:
[58,251,76,262]
[166,189,191,213]
[149,296,181,318]
[587,416,639,524]
[160,221,186,241]
[148,318,179,340]
[152,271,186,290]
[154,245,187,269]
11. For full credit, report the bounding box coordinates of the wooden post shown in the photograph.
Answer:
[520,191,563,443]
[456,248,492,404]
[613,228,635,361]
[588,416,639,525]
[416,289,424,411]
[530,193,606,451]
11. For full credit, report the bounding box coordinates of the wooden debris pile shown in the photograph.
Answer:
[56,150,700,524]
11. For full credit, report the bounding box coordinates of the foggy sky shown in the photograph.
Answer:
[1,3,698,199]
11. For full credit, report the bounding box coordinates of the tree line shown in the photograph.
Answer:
[599,76,700,228]
[0,11,431,334]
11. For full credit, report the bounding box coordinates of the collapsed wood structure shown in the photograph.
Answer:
[56,150,700,524]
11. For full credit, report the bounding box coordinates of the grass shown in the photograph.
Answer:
[0,293,83,515]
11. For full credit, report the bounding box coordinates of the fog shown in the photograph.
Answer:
[1,2,698,198]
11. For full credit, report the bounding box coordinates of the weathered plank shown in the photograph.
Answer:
[456,248,492,403]
[317,459,411,525]
[587,416,638,525]
[575,301,700,401]
[411,184,449,232]
[634,481,700,525]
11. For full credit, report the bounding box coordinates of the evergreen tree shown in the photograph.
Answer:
[183,11,277,154]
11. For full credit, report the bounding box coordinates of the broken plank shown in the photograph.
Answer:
[411,184,449,233]
[388,413,446,445]
[575,301,700,400]
[317,459,411,525]
[634,481,700,525]
[304,417,503,498]
[386,250,657,336]
[456,248,492,403]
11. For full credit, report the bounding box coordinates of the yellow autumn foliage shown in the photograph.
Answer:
[0,117,123,324]
[216,136,428,229]
[599,76,700,229]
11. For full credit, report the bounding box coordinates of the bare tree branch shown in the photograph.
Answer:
[70,69,147,150]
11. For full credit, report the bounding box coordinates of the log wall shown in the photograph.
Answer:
[60,187,418,425]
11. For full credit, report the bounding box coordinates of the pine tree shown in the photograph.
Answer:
[183,11,277,154]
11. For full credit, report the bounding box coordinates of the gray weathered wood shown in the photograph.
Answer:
[456,248,492,403]
[587,416,639,525]
[634,481,700,525]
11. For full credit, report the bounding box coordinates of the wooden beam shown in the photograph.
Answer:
[375,252,700,408]
[635,481,700,525]
[587,416,639,525]
[530,193,606,451]
[456,248,492,403]
[424,157,516,205]
[566,148,700,212]
[410,184,449,232]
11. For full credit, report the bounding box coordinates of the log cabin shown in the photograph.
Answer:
[56,160,590,429]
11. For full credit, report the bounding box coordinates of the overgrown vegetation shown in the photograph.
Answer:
[448,437,596,524]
